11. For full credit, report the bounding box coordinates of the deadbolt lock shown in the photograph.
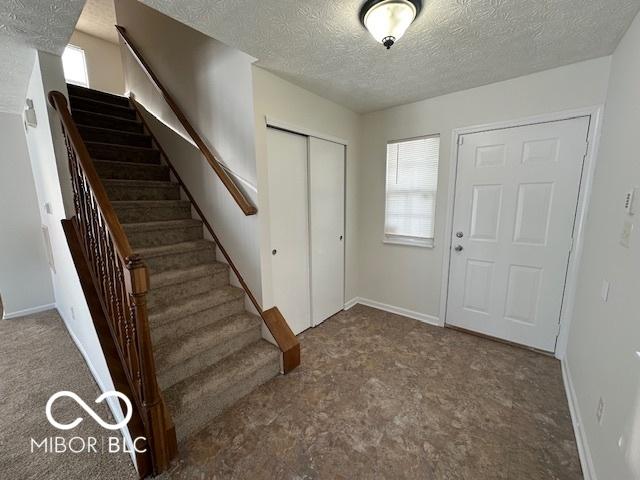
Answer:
[456,232,464,238]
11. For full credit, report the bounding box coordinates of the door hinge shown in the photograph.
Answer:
[458,136,464,146]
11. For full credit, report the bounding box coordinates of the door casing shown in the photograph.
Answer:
[440,106,605,359]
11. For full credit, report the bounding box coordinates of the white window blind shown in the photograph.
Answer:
[384,135,440,246]
[62,45,89,87]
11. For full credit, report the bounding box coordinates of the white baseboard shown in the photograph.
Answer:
[562,359,597,480]
[3,303,56,319]
[344,297,441,326]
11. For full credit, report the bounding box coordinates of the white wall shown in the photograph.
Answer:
[115,0,262,305]
[357,56,612,321]
[23,51,135,466]
[565,12,640,480]
[252,66,361,311]
[0,111,54,317]
[69,30,125,95]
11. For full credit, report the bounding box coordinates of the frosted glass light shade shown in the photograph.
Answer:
[363,0,417,49]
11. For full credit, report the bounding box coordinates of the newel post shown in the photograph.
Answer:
[126,255,171,473]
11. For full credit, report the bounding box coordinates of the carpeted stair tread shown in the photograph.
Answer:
[93,160,170,182]
[86,142,161,164]
[163,339,280,441]
[67,84,130,107]
[146,262,229,309]
[103,179,179,201]
[69,95,136,120]
[77,124,152,148]
[149,285,245,326]
[135,240,216,274]
[103,179,176,188]
[123,218,202,232]
[71,109,143,133]
[149,263,228,290]
[124,219,202,248]
[111,199,191,223]
[136,240,214,258]
[154,312,262,388]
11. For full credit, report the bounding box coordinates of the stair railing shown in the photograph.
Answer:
[116,25,257,216]
[117,24,300,374]
[129,97,301,374]
[48,91,176,475]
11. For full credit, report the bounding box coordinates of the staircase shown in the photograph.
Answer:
[67,83,281,442]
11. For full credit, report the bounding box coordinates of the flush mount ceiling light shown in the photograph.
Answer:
[360,0,422,49]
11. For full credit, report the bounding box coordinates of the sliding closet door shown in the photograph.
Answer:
[309,137,345,326]
[266,128,311,335]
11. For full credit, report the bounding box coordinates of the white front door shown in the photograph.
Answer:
[446,117,590,351]
[309,137,345,326]
[266,128,311,335]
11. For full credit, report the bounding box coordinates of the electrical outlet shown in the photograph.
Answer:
[596,397,605,425]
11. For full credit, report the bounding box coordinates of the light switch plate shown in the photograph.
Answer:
[620,221,634,248]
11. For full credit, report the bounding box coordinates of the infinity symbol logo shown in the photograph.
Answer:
[45,391,132,431]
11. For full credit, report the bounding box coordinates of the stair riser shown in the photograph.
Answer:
[148,270,228,311]
[70,97,136,120]
[72,111,143,133]
[151,298,244,344]
[94,162,170,181]
[157,326,261,390]
[125,224,202,249]
[79,127,152,148]
[68,86,131,107]
[87,144,160,164]
[113,204,191,223]
[104,184,180,201]
[144,247,217,274]
[174,357,280,442]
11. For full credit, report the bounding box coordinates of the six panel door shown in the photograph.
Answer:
[446,117,590,351]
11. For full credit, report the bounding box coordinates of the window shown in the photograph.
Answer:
[384,135,440,247]
[62,45,88,87]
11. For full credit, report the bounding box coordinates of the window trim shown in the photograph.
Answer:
[383,133,440,249]
[62,44,89,88]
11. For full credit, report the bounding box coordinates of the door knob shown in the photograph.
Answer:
[272,249,277,255]
[456,231,464,238]
[339,235,343,241]
[454,245,463,252]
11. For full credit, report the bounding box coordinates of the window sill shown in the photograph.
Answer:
[382,236,434,249]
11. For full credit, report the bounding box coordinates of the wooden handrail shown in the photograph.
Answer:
[116,25,257,217]
[49,91,176,475]
[130,98,300,374]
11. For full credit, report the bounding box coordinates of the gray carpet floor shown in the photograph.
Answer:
[0,309,137,480]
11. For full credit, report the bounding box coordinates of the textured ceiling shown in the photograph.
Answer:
[0,0,85,113]
[76,0,118,44]
[140,0,640,113]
